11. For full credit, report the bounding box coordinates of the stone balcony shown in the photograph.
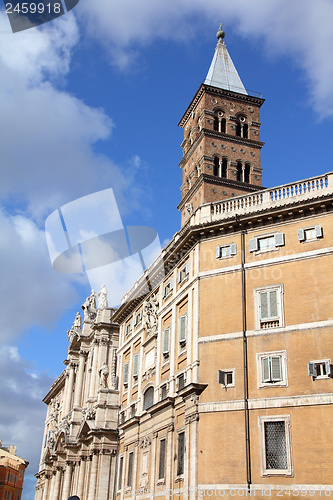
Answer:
[190,171,332,226]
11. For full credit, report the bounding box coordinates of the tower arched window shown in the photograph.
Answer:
[213,156,220,176]
[237,162,243,182]
[221,158,227,178]
[245,163,251,183]
[236,116,248,138]
[214,111,226,133]
[143,387,154,410]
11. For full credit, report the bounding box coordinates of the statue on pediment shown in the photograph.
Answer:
[82,290,97,321]
[98,284,108,310]
[99,362,109,388]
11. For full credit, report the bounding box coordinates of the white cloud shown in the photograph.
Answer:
[0,209,83,344]
[77,0,333,117]
[0,346,53,500]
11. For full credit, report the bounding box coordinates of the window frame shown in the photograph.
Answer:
[176,431,185,477]
[215,243,237,259]
[162,278,174,300]
[123,361,129,387]
[253,284,284,330]
[249,233,285,253]
[218,368,235,388]
[257,350,288,388]
[177,261,190,286]
[162,326,171,358]
[158,438,167,481]
[258,415,293,477]
[298,225,323,243]
[132,353,139,379]
[178,313,188,347]
[308,359,332,380]
[143,386,155,411]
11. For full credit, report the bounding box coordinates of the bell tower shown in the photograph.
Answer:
[178,26,265,227]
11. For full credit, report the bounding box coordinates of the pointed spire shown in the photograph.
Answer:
[204,25,248,95]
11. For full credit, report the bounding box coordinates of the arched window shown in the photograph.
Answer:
[213,111,226,133]
[213,157,220,176]
[221,158,227,178]
[143,387,154,410]
[237,162,243,182]
[236,116,248,138]
[245,163,251,183]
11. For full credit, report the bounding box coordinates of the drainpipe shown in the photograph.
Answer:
[235,214,251,492]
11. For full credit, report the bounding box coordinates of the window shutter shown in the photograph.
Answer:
[315,225,323,238]
[216,246,221,258]
[230,243,237,256]
[127,453,133,487]
[170,278,174,291]
[123,362,129,385]
[143,387,154,410]
[118,457,124,490]
[133,353,139,377]
[249,238,258,252]
[162,327,170,354]
[325,360,331,377]
[262,356,270,383]
[159,439,166,480]
[274,233,285,247]
[271,356,282,381]
[259,291,269,320]
[269,290,278,319]
[162,286,166,298]
[177,432,185,476]
[179,314,187,342]
[307,362,315,377]
[218,370,225,385]
[297,229,305,241]
[177,271,181,283]
[185,261,189,275]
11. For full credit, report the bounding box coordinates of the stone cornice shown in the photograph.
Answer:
[180,128,264,166]
[178,173,264,212]
[178,83,265,128]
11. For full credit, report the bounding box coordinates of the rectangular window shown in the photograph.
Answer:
[298,225,323,242]
[249,233,285,252]
[177,432,185,476]
[162,278,174,299]
[127,452,134,487]
[215,243,237,259]
[118,456,124,490]
[308,360,331,379]
[178,373,185,391]
[179,314,187,345]
[162,327,170,356]
[125,321,132,336]
[134,310,142,326]
[123,362,129,386]
[133,353,139,378]
[177,261,189,284]
[218,369,235,387]
[161,384,168,400]
[254,285,284,330]
[257,351,287,388]
[259,416,293,476]
[158,439,166,480]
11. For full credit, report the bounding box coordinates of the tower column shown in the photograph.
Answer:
[89,340,100,399]
[77,457,87,500]
[63,363,76,416]
[52,467,63,500]
[87,451,99,500]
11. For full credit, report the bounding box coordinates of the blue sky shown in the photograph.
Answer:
[0,1,333,498]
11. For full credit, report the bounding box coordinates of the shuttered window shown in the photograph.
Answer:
[133,353,139,378]
[143,387,154,410]
[127,452,133,487]
[162,327,170,355]
[177,432,185,476]
[123,362,129,386]
[158,439,166,479]
[118,456,124,490]
[259,290,278,320]
[179,314,187,343]
[262,356,282,383]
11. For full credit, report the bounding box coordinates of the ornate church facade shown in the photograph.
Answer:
[35,29,333,499]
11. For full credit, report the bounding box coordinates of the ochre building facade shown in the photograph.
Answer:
[35,29,333,500]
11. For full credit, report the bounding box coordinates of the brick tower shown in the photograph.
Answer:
[178,26,265,226]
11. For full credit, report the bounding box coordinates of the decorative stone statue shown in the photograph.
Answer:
[73,312,81,329]
[99,362,109,388]
[82,290,97,321]
[143,295,159,335]
[98,284,108,310]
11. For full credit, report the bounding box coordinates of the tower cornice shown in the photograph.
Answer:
[178,83,264,128]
